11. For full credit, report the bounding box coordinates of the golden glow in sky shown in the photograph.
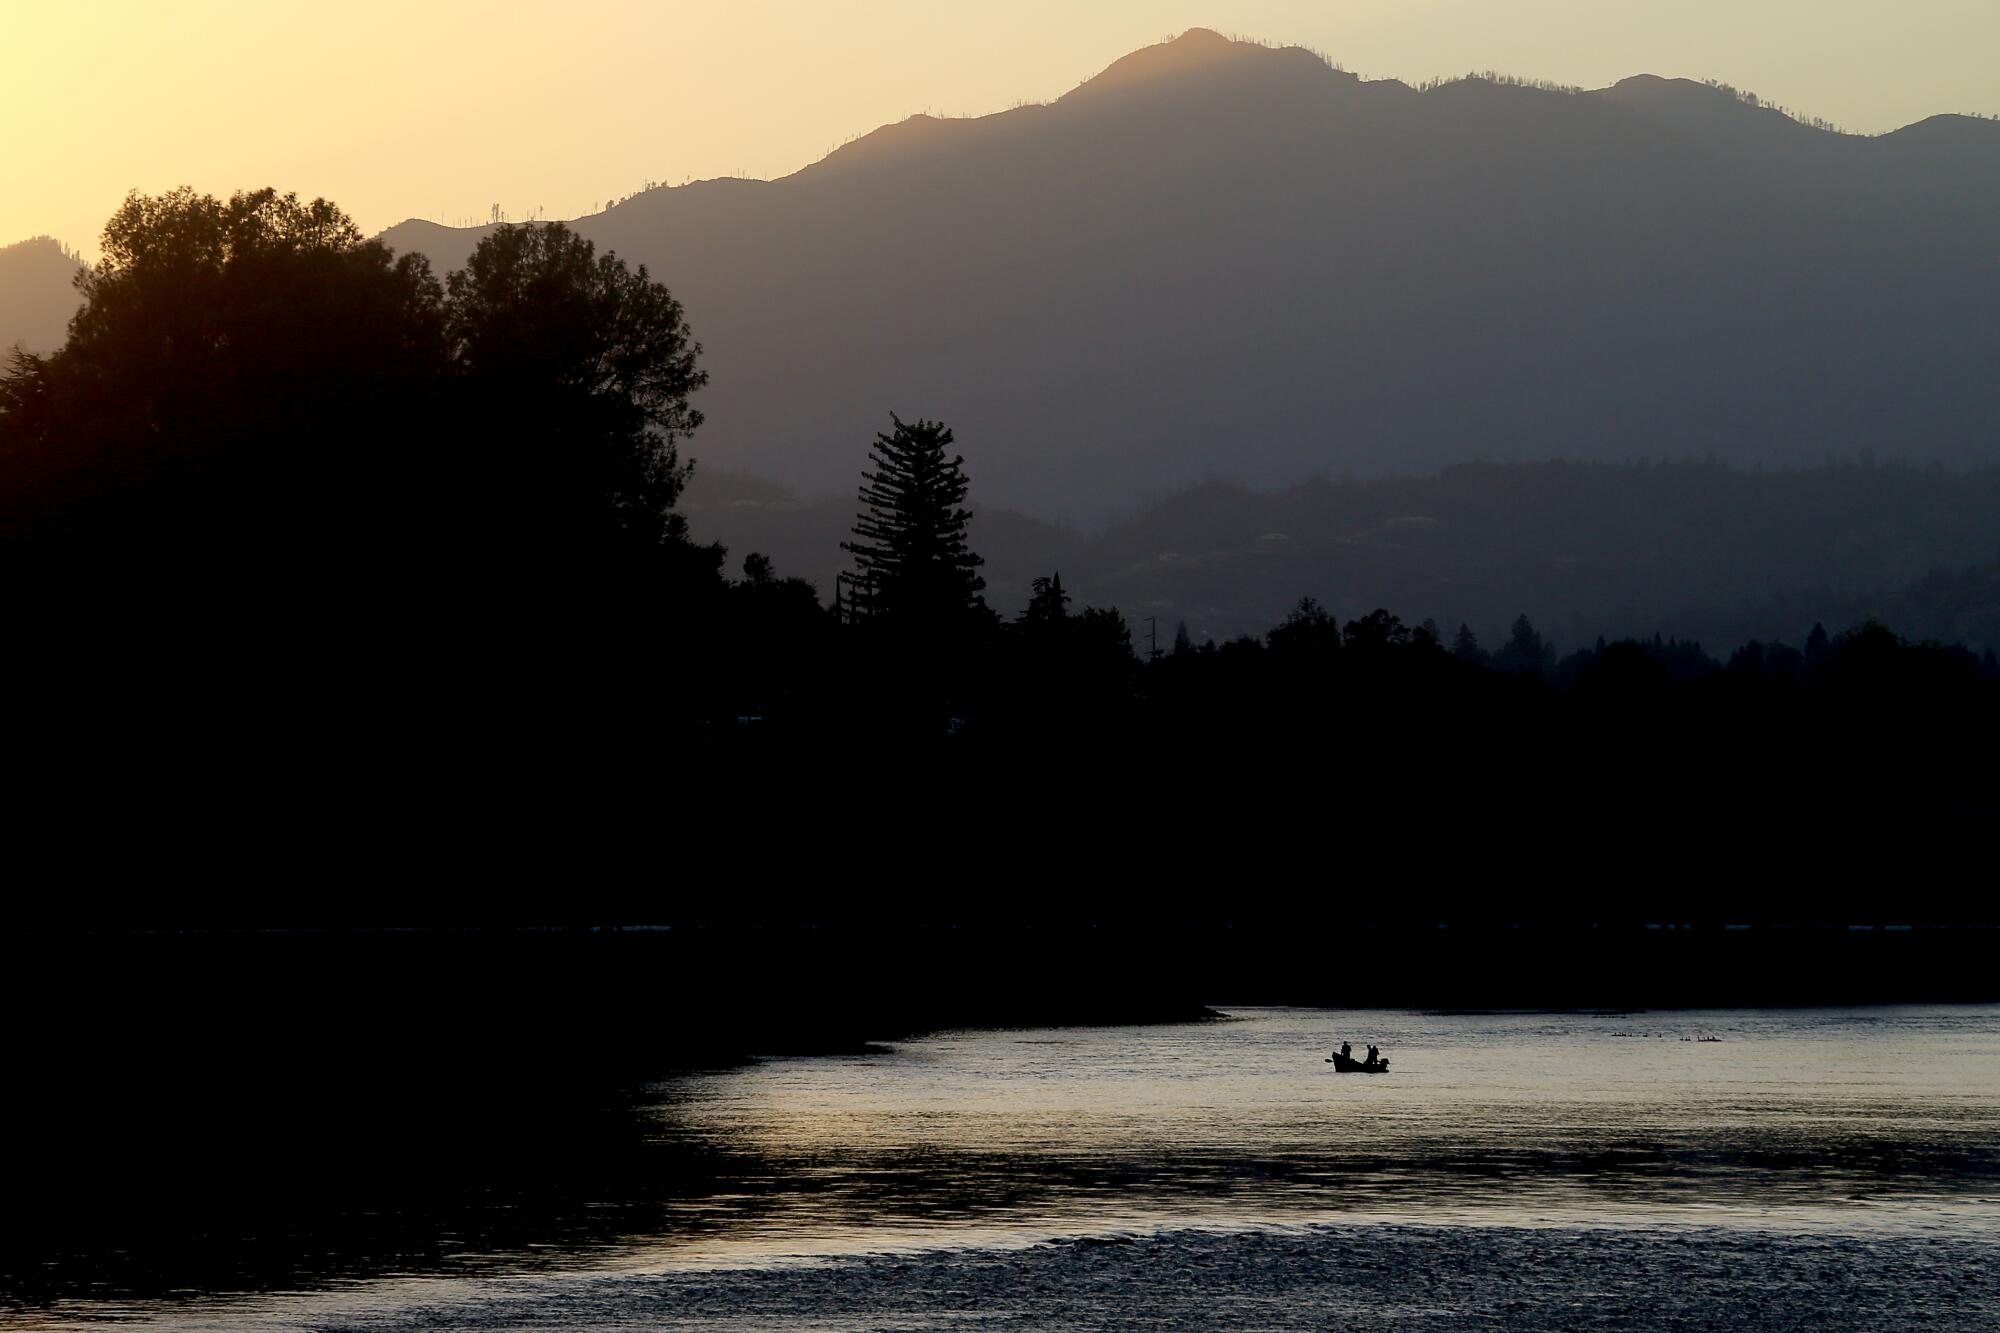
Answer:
[4,0,1995,253]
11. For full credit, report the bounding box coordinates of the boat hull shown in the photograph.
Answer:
[1326,1053,1390,1073]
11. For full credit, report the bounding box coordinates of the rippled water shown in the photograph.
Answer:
[22,1006,2000,1329]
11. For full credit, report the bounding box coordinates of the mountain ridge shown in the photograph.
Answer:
[10,32,1998,520]
[376,32,2000,516]
[379,31,1986,249]
[0,236,85,355]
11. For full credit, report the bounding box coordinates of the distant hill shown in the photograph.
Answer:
[0,236,83,354]
[382,29,2000,517]
[683,459,2000,653]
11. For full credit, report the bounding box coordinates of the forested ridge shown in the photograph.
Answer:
[3,188,1993,922]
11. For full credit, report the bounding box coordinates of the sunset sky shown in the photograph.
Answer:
[6,0,1995,254]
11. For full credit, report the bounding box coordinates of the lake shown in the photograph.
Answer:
[16,1005,2000,1330]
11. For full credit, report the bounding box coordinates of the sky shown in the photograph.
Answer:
[5,1,1995,254]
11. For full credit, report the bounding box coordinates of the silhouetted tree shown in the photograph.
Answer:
[1076,605,1135,662]
[1267,596,1341,659]
[0,188,479,780]
[1343,608,1411,651]
[1727,641,1768,675]
[1453,623,1484,665]
[1491,613,1551,675]
[841,415,987,630]
[1173,620,1194,656]
[0,349,50,432]
[0,188,446,574]
[998,571,1137,728]
[1022,572,1071,628]
[1,191,746,761]
[445,222,714,580]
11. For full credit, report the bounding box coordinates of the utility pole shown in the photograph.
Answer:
[1144,615,1160,662]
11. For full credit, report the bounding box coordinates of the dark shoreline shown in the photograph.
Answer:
[12,921,1997,1052]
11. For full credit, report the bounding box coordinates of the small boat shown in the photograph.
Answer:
[1325,1051,1390,1073]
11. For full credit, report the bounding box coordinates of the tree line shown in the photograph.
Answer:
[2,188,1993,891]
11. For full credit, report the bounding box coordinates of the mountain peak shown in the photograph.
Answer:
[1,234,80,261]
[798,29,1345,182]
[1065,28,1344,103]
[1595,73,1832,136]
[1600,73,1760,111]
[1606,73,1715,97]
[0,235,86,354]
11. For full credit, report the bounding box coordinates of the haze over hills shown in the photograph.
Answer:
[376,29,2000,518]
[0,236,84,354]
[683,459,2000,651]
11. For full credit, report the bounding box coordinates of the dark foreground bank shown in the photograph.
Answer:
[11,922,1999,1069]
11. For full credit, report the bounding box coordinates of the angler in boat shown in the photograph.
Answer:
[1326,1041,1390,1072]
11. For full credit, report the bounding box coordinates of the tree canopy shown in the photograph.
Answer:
[445,223,710,576]
[841,415,986,631]
[0,190,731,753]
[0,195,719,605]
[0,188,445,577]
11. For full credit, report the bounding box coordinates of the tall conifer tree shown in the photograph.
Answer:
[841,415,986,630]
[1022,572,1070,628]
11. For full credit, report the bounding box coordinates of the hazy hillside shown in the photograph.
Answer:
[0,236,83,354]
[683,460,2000,653]
[382,29,2000,517]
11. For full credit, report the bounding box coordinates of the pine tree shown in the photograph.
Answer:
[841,414,986,631]
[1172,620,1194,656]
[1023,572,1071,627]
[1492,613,1550,675]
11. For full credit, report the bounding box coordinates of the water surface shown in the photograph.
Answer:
[21,1005,2000,1329]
